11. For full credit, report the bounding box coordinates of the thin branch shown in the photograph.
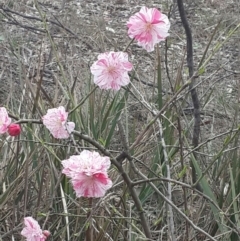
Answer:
[177,0,201,191]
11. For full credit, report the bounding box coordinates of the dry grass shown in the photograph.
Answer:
[0,0,240,240]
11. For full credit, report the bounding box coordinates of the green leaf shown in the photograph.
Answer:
[198,67,205,75]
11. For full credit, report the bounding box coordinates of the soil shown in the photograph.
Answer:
[0,0,239,240]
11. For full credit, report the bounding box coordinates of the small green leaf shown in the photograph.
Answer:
[37,212,47,217]
[178,165,187,179]
[98,138,106,146]
[198,67,205,75]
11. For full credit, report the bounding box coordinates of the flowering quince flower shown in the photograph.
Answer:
[8,123,21,136]
[21,217,50,241]
[0,107,11,134]
[127,6,170,52]
[62,150,113,198]
[90,51,133,91]
[42,106,75,139]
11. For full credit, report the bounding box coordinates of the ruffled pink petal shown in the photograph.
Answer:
[0,107,11,134]
[90,51,132,90]
[42,106,75,139]
[21,217,49,241]
[127,7,170,52]
[62,151,112,198]
[72,173,112,198]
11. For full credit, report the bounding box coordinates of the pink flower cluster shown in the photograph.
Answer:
[42,106,75,139]
[90,7,170,90]
[0,107,21,136]
[62,150,112,198]
[17,6,170,238]
[21,217,50,241]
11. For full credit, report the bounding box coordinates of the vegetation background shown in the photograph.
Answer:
[0,0,239,240]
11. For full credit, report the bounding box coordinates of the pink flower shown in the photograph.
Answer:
[90,51,133,91]
[62,150,112,198]
[21,217,50,241]
[0,107,11,134]
[127,6,170,52]
[42,106,75,139]
[8,123,21,136]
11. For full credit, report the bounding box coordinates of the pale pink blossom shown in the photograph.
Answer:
[62,150,112,198]
[0,107,11,134]
[90,51,133,91]
[21,217,50,241]
[127,6,170,52]
[42,106,75,139]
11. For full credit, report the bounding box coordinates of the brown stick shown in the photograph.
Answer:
[176,0,202,191]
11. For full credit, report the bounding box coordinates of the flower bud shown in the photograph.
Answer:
[43,230,51,238]
[8,123,21,136]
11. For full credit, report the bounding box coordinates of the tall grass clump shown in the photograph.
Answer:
[0,0,240,240]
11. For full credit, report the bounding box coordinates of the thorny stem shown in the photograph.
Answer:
[177,0,201,191]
